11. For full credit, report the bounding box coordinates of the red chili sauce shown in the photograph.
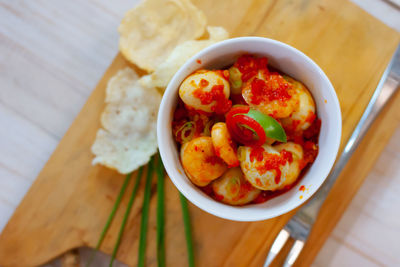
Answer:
[193,84,232,114]
[249,146,293,183]
[250,74,292,105]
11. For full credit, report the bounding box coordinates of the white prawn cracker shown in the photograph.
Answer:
[91,68,161,174]
[139,26,229,90]
[118,0,207,72]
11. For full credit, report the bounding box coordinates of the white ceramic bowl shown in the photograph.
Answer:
[157,37,341,221]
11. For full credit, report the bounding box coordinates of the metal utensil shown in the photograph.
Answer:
[264,44,400,267]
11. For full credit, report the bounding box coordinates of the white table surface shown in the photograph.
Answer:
[0,1,399,266]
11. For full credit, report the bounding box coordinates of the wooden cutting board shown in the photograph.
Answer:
[0,0,399,266]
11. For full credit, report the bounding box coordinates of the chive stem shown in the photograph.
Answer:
[86,172,133,267]
[156,153,166,267]
[109,166,145,266]
[180,193,195,267]
[138,156,156,267]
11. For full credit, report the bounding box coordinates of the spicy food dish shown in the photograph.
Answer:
[172,55,321,206]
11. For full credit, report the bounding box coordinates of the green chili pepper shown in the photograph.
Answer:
[234,109,287,143]
[246,109,287,142]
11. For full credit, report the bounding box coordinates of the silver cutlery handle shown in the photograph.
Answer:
[302,44,400,220]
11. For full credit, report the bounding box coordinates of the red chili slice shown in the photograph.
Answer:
[225,105,250,121]
[225,106,267,146]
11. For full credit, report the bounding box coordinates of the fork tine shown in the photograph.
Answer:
[263,229,290,267]
[282,239,305,267]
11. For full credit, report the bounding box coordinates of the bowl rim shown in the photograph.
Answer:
[157,36,342,221]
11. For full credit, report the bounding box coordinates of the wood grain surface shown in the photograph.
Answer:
[0,0,399,266]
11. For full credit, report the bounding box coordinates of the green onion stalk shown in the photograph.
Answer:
[137,156,156,267]
[86,172,134,267]
[156,153,166,267]
[180,193,195,267]
[109,166,145,266]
